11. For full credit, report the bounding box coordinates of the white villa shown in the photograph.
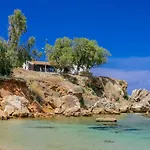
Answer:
[23,61,86,74]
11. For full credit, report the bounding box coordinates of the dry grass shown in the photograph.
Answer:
[13,68,64,84]
[30,81,45,103]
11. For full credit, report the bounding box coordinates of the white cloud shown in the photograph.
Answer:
[103,57,150,70]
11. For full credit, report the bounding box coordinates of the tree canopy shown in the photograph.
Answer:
[0,9,111,76]
[46,37,73,72]
[0,9,42,75]
[46,37,111,73]
[0,38,13,76]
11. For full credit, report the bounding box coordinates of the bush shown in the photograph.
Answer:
[124,92,129,100]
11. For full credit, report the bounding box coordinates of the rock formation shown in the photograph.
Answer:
[130,89,150,112]
[0,68,133,119]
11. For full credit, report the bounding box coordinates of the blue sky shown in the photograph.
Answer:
[0,0,150,93]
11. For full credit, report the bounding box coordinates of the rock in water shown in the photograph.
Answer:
[130,89,150,112]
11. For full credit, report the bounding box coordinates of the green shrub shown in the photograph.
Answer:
[123,91,129,100]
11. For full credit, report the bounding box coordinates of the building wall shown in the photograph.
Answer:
[23,61,87,74]
[23,62,55,72]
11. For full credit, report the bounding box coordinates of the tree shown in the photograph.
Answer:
[17,37,42,66]
[0,9,42,76]
[46,37,111,74]
[8,9,27,48]
[24,36,42,61]
[73,38,111,72]
[0,38,13,76]
[8,9,27,67]
[46,37,73,72]
[7,9,42,67]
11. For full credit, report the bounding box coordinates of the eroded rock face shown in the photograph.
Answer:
[54,95,81,116]
[77,76,128,114]
[130,89,150,112]
[0,69,131,118]
[28,74,129,116]
[1,95,30,117]
[28,100,44,113]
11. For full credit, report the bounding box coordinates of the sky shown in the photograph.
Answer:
[0,0,150,93]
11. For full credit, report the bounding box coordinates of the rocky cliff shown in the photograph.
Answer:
[130,89,150,113]
[0,68,130,119]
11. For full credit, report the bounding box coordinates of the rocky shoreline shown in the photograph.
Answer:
[0,69,150,120]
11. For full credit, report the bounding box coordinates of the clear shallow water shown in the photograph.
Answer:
[0,114,150,150]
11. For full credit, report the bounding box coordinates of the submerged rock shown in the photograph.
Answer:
[96,117,117,122]
[104,140,115,143]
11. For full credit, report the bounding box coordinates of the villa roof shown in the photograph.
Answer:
[29,61,56,66]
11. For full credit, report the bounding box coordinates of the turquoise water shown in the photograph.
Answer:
[0,114,150,150]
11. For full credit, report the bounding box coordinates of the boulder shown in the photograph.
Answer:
[4,105,15,115]
[0,110,8,120]
[130,89,150,112]
[91,98,120,114]
[54,108,61,114]
[130,89,150,102]
[68,86,83,99]
[34,112,41,118]
[92,107,105,114]
[63,106,80,116]
[1,95,30,117]
[118,103,129,113]
[54,95,81,116]
[131,102,150,112]
[104,103,117,113]
[53,97,62,108]
[61,95,80,116]
[83,95,100,109]
[59,81,83,99]
[81,109,92,116]
[12,110,29,118]
[28,100,44,113]
[74,112,81,117]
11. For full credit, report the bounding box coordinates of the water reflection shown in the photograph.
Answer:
[28,126,55,129]
[89,123,142,133]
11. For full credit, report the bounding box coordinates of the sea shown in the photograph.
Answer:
[0,114,150,150]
